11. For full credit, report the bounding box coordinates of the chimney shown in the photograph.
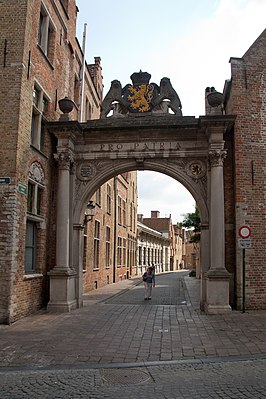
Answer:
[137,214,144,223]
[151,211,160,218]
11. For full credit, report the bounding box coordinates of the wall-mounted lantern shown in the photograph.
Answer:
[83,200,95,226]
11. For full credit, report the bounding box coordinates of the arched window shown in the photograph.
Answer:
[25,162,45,274]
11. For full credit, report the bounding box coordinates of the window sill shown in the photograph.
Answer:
[93,268,99,271]
[23,273,43,280]
[37,45,54,70]
[27,213,45,223]
[30,144,48,159]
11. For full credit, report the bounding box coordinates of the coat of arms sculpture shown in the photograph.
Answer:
[100,71,182,118]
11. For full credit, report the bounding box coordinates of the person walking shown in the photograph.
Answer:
[142,266,155,300]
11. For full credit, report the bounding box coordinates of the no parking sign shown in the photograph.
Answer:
[238,225,251,313]
[238,226,251,239]
[238,226,252,249]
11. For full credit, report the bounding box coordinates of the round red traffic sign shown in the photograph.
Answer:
[239,226,251,239]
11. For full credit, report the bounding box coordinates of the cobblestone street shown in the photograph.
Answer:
[1,357,265,398]
[0,271,266,398]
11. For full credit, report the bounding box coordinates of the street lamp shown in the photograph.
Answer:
[83,200,95,226]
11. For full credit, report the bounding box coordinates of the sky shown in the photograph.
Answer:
[76,0,266,223]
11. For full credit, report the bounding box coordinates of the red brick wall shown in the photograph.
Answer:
[225,29,266,309]
[0,0,103,322]
[83,173,137,293]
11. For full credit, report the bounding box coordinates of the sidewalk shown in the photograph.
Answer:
[0,271,266,369]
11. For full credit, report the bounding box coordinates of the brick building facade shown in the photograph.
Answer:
[0,0,137,323]
[83,173,137,292]
[222,29,266,309]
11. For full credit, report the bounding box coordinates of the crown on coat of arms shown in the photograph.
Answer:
[130,70,151,86]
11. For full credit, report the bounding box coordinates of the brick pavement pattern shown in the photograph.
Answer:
[0,271,266,368]
[1,271,266,398]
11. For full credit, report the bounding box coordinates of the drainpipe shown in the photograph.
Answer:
[113,177,117,283]
[78,23,87,122]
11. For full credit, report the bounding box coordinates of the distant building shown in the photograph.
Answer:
[83,173,137,291]
[137,218,171,274]
[140,211,182,272]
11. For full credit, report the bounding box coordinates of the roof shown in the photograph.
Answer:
[142,217,171,233]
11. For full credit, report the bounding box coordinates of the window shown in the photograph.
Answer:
[27,182,43,215]
[85,97,92,121]
[123,238,127,266]
[60,0,69,14]
[129,203,133,230]
[96,187,101,206]
[27,163,45,216]
[31,84,49,151]
[93,220,100,269]
[83,229,88,271]
[138,247,142,265]
[122,199,126,227]
[132,182,135,203]
[106,226,111,268]
[38,3,55,60]
[25,162,45,273]
[107,184,112,214]
[74,74,80,106]
[118,196,122,225]
[117,237,122,266]
[25,221,37,273]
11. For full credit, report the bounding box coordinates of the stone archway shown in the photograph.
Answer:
[47,112,234,314]
[47,70,235,314]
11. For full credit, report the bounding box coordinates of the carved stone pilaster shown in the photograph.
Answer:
[208,149,227,167]
[205,146,231,314]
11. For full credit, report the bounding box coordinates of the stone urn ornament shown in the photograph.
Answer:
[206,90,224,108]
[58,96,75,119]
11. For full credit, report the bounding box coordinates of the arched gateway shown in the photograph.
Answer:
[47,72,235,315]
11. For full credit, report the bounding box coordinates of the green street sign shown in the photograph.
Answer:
[17,183,27,195]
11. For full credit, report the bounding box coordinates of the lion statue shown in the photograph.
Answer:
[158,77,182,116]
[100,80,127,118]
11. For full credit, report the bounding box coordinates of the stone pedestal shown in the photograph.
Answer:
[205,269,231,314]
[73,223,84,308]
[200,225,209,311]
[47,269,77,312]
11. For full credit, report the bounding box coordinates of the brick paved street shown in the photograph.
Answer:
[0,271,266,397]
[0,358,265,398]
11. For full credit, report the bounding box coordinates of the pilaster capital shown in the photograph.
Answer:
[54,150,74,170]
[208,149,227,167]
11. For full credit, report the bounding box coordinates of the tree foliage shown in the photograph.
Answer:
[182,207,201,242]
